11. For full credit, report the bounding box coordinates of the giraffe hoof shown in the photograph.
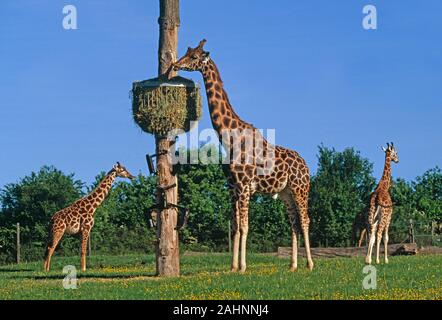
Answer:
[307,263,314,271]
[230,267,238,273]
[290,266,298,272]
[239,267,247,273]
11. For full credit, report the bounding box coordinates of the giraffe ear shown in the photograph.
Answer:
[381,146,387,152]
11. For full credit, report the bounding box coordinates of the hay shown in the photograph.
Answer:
[132,76,202,135]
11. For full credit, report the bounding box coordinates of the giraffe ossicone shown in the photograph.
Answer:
[173,39,314,272]
[43,162,135,272]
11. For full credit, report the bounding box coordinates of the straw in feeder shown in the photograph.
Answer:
[132,76,202,136]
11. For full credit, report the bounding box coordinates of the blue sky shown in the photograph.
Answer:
[0,0,441,188]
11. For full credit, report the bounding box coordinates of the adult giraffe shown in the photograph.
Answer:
[173,40,314,272]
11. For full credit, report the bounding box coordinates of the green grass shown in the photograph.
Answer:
[0,253,440,300]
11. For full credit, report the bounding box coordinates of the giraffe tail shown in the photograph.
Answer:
[351,209,366,246]
[44,221,54,259]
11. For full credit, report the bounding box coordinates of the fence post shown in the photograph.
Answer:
[228,220,232,253]
[409,219,415,243]
[431,221,435,246]
[16,223,20,264]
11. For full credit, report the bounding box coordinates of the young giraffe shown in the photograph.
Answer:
[44,162,135,271]
[365,143,399,264]
[173,40,314,272]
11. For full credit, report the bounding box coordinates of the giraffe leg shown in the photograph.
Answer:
[44,228,65,272]
[290,228,298,272]
[365,226,376,265]
[230,190,240,272]
[292,189,314,271]
[239,213,249,273]
[358,228,366,247]
[80,229,91,272]
[384,211,392,264]
[375,228,383,264]
[238,192,250,273]
[365,205,380,264]
[231,213,240,272]
[279,189,299,271]
[301,218,314,271]
[376,207,388,264]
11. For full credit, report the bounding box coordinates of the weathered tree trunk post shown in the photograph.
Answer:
[155,0,180,277]
[16,223,20,264]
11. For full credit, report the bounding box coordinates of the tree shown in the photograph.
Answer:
[0,166,84,261]
[248,194,290,251]
[390,178,416,242]
[309,145,376,247]
[413,167,442,224]
[178,154,231,250]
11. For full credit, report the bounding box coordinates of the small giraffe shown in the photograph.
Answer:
[44,162,135,271]
[365,143,399,264]
[173,40,314,272]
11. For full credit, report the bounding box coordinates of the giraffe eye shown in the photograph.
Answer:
[191,55,198,60]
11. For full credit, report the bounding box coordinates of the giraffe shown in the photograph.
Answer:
[365,142,399,264]
[172,39,314,272]
[43,162,135,271]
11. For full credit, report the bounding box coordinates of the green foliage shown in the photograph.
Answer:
[309,145,376,246]
[178,159,231,250]
[414,167,442,224]
[91,173,158,254]
[0,166,84,262]
[0,146,440,264]
[391,167,442,244]
[390,178,416,242]
[248,195,291,251]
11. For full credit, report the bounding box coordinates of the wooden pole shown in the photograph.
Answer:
[16,223,20,264]
[409,219,415,243]
[431,220,435,246]
[155,0,180,277]
[228,220,231,253]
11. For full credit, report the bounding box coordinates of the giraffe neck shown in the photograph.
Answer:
[200,59,252,136]
[87,170,117,210]
[378,155,392,191]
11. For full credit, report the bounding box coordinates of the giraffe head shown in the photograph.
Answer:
[113,162,136,180]
[382,142,399,163]
[172,39,210,72]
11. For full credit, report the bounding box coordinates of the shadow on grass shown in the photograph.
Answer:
[0,268,35,273]
[9,272,157,281]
